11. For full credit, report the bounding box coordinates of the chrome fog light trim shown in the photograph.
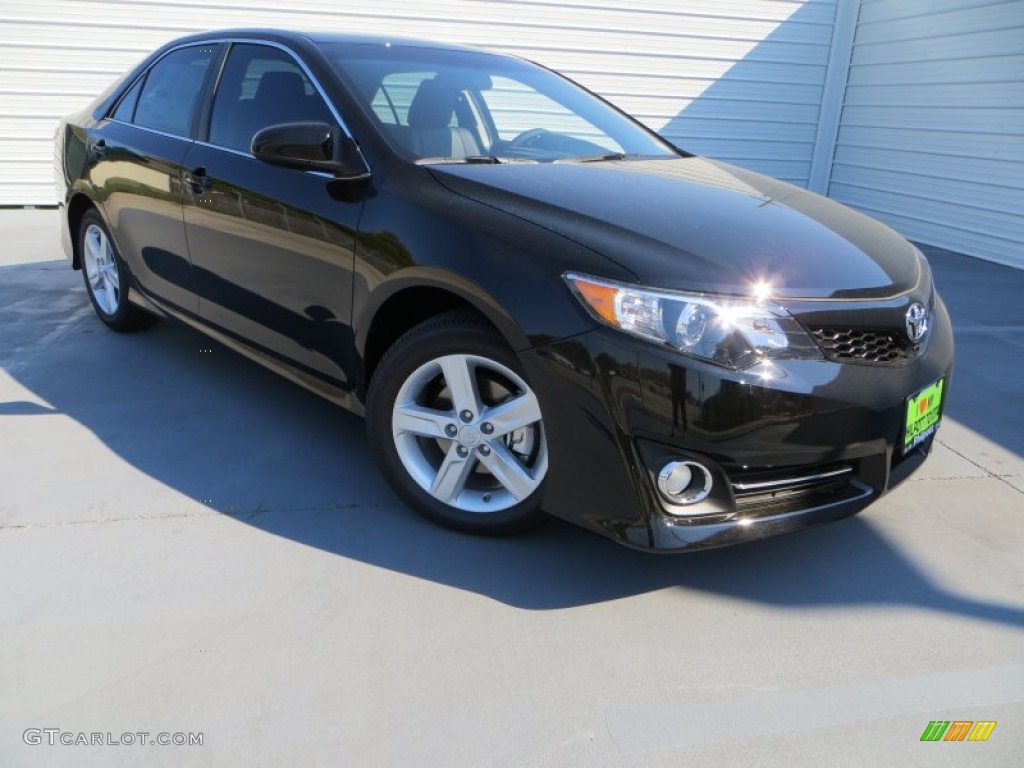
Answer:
[657,460,713,508]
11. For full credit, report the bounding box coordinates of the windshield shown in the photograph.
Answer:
[319,43,678,164]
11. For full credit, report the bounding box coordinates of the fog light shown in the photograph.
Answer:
[657,461,713,506]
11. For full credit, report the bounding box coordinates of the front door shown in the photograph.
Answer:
[182,43,364,390]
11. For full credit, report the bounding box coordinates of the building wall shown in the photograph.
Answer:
[0,0,836,204]
[828,0,1024,268]
[2,0,1021,267]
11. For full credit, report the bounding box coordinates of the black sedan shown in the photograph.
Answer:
[54,29,953,551]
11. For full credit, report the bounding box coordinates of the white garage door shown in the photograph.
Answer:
[829,0,1024,268]
[1,0,838,206]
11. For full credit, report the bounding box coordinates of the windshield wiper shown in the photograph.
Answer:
[555,152,629,164]
[415,155,524,165]
[417,155,500,165]
[417,155,541,166]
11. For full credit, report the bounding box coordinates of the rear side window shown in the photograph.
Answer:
[111,77,143,122]
[370,71,445,126]
[133,45,218,137]
[208,44,334,154]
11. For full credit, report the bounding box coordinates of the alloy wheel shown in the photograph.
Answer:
[83,223,120,315]
[391,353,548,514]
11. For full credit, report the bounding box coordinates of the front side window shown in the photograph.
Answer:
[208,44,335,154]
[323,43,676,163]
[133,45,218,136]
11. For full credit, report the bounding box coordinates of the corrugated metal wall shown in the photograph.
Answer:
[829,0,1024,268]
[5,0,1020,268]
[1,0,835,206]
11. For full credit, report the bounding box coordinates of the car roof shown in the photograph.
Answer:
[169,27,484,53]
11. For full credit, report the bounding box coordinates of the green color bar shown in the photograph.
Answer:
[920,721,949,741]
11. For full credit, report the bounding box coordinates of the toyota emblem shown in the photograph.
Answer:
[905,302,929,344]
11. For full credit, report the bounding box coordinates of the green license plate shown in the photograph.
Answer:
[903,378,944,455]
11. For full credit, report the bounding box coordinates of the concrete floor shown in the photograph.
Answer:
[1,208,1022,767]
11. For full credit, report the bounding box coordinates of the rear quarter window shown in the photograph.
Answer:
[111,77,143,122]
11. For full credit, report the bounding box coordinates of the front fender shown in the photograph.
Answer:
[351,162,633,355]
[354,266,532,356]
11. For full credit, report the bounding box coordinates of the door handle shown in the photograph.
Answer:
[185,166,213,193]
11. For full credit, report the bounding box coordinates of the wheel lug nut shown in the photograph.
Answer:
[445,424,458,437]
[481,422,494,434]
[479,445,491,456]
[456,446,469,458]
[460,410,473,422]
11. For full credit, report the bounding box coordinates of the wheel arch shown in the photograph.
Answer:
[357,269,532,393]
[66,192,101,271]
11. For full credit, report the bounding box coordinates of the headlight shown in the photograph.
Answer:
[564,273,821,370]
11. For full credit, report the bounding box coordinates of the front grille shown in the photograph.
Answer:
[810,327,914,365]
[729,462,865,518]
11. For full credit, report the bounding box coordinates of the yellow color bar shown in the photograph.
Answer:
[967,721,997,742]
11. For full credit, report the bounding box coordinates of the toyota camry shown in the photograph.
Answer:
[54,29,954,551]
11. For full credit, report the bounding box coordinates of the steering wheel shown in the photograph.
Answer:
[508,128,552,149]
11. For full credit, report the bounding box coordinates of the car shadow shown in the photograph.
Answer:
[3,259,1022,624]
[248,503,1024,624]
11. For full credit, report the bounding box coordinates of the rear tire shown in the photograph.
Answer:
[79,210,156,332]
[367,310,548,536]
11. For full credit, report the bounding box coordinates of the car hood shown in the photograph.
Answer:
[427,156,922,300]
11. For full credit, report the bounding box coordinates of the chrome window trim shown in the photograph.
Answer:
[103,118,194,143]
[105,36,357,147]
[194,139,250,160]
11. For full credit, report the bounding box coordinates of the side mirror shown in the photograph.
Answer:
[251,121,370,180]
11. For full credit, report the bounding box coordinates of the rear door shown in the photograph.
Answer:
[89,44,221,314]
[181,42,363,390]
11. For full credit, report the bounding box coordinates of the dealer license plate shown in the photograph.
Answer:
[903,378,944,456]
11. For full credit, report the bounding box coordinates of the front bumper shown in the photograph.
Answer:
[519,295,954,551]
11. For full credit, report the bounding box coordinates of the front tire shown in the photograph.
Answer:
[79,210,155,332]
[367,311,548,535]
